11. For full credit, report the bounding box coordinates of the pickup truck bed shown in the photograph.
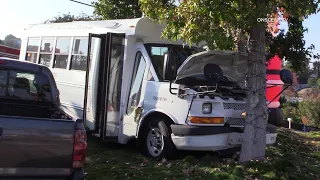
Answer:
[0,57,86,179]
[0,117,74,176]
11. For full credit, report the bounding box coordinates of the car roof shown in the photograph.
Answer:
[0,57,49,73]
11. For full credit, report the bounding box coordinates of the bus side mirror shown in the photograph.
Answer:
[280,69,293,85]
[163,53,178,81]
[267,69,293,107]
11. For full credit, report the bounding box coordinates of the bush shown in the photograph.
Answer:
[281,96,320,126]
[307,78,317,87]
[298,96,320,126]
[282,102,300,123]
[317,78,320,88]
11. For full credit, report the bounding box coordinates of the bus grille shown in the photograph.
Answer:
[223,103,246,110]
[226,117,245,126]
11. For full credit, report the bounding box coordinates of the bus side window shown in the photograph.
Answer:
[127,52,146,115]
[39,38,54,67]
[0,70,8,97]
[26,38,40,63]
[53,37,71,69]
[70,38,88,71]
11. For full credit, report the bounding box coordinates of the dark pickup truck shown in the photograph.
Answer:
[0,57,87,180]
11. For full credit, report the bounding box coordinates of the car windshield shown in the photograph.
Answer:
[144,44,203,81]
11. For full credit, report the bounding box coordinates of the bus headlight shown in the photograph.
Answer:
[202,103,212,114]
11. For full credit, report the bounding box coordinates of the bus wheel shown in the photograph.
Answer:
[141,118,176,160]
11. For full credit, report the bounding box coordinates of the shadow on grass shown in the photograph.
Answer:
[84,128,320,180]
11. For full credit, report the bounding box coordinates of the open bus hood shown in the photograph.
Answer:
[175,50,249,87]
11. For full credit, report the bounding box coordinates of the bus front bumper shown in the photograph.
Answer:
[170,124,277,151]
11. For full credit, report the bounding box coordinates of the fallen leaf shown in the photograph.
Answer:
[182,169,189,175]
[85,157,91,164]
[140,162,148,167]
[139,159,149,167]
[130,166,141,170]
[162,158,167,163]
[213,168,221,172]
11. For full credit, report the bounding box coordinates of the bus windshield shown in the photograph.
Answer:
[144,44,204,81]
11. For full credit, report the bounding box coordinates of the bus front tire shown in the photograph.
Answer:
[140,118,177,160]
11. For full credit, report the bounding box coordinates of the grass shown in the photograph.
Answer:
[84,128,320,180]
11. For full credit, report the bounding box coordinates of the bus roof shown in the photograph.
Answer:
[23,18,161,42]
[24,18,140,35]
[22,18,206,46]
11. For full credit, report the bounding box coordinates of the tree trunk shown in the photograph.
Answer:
[239,22,268,162]
[238,30,247,53]
[233,29,247,53]
[134,0,142,18]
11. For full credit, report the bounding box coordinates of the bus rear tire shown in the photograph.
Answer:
[140,118,177,160]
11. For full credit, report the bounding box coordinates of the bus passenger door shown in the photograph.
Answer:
[83,33,125,140]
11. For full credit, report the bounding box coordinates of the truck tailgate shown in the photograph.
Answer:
[0,116,75,177]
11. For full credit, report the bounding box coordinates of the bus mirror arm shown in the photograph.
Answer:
[267,69,293,105]
[267,83,291,106]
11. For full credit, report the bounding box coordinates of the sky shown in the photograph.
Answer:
[302,14,320,65]
[0,0,95,39]
[0,0,319,64]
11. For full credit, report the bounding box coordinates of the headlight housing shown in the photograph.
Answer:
[202,103,212,114]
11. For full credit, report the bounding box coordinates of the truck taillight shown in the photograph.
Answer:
[73,127,87,168]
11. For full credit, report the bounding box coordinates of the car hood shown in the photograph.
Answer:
[175,50,249,87]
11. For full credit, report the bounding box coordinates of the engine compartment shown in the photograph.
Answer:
[176,74,247,100]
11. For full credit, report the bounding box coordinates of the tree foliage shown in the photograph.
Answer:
[268,16,320,73]
[282,97,320,126]
[93,0,143,19]
[297,68,311,84]
[2,34,21,49]
[139,1,319,72]
[44,12,99,23]
[282,101,300,122]
[308,78,317,87]
[298,97,320,126]
[139,0,319,162]
[316,78,320,87]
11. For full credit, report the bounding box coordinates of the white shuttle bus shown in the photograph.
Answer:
[19,18,286,159]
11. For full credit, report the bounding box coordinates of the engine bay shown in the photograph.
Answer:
[177,74,247,100]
